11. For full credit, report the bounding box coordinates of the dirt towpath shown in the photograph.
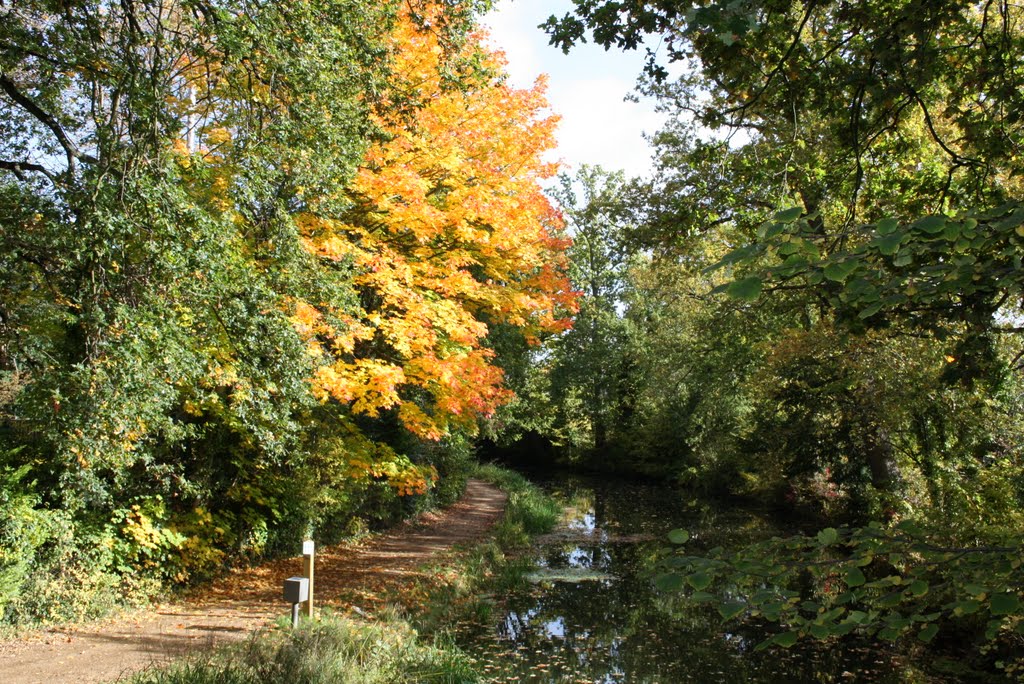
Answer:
[0,479,507,684]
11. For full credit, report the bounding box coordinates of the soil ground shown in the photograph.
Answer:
[0,479,507,684]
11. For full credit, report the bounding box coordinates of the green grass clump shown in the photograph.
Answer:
[127,613,478,684]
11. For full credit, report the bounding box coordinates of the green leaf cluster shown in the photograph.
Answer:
[656,522,1024,654]
[711,202,1024,338]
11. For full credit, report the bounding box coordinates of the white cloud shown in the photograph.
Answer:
[481,3,543,89]
[482,0,666,180]
[547,78,661,178]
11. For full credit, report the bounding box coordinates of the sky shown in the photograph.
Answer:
[481,0,667,180]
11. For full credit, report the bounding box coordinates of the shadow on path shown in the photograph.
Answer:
[0,479,507,684]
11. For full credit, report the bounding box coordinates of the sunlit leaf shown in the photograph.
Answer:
[844,566,866,587]
[774,206,802,222]
[876,217,899,235]
[706,244,758,272]
[816,527,839,546]
[845,611,868,624]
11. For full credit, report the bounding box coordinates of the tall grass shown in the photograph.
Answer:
[127,613,478,684]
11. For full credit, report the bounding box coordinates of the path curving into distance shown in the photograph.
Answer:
[0,479,508,684]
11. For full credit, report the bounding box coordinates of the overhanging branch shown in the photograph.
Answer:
[0,73,98,173]
[0,159,57,183]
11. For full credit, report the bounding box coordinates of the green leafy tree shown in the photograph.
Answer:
[548,166,636,456]
[0,0,525,622]
[616,256,771,483]
[547,0,1024,334]
[546,0,1024,664]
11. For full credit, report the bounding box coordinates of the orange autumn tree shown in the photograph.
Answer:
[294,10,576,492]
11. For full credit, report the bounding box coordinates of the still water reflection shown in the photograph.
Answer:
[459,475,938,684]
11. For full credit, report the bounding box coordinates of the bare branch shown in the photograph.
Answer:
[1011,345,1024,370]
[0,159,57,183]
[0,73,99,172]
[895,62,983,169]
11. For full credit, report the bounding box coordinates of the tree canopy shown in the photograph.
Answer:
[546,0,1024,337]
[529,0,1024,670]
[0,0,574,622]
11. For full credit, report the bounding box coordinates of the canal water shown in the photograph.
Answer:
[458,475,948,683]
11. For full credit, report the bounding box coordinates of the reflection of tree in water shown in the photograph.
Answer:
[467,476,924,683]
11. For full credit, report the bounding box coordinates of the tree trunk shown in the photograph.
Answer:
[593,415,608,451]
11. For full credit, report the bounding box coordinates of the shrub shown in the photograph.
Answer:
[0,462,52,617]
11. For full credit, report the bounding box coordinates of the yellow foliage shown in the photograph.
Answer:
[294,8,576,443]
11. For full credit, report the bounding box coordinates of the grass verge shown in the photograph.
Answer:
[396,463,559,635]
[472,463,560,547]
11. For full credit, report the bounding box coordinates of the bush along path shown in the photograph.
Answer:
[0,479,508,684]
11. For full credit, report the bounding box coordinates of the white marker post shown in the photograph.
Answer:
[302,539,315,618]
